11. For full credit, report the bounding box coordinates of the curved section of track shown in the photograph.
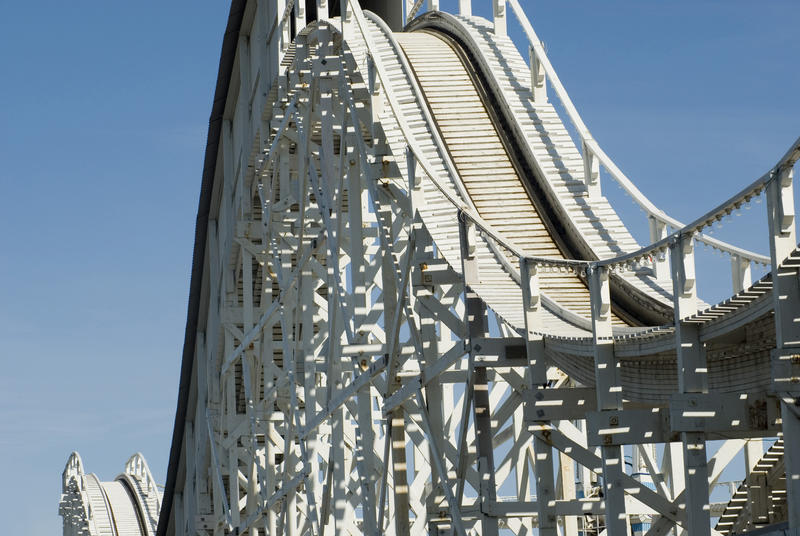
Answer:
[351,12,785,402]
[406,13,680,324]
[395,30,625,324]
[152,4,799,535]
[60,452,162,536]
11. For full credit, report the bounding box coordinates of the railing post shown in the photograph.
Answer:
[367,55,385,152]
[520,259,557,536]
[582,141,600,198]
[649,216,669,280]
[294,0,306,31]
[459,215,478,285]
[458,213,499,536]
[277,0,290,54]
[588,265,628,536]
[766,165,800,529]
[340,0,352,24]
[427,0,440,11]
[316,0,328,19]
[529,45,547,103]
[670,235,697,315]
[406,146,424,214]
[767,166,798,347]
[669,234,711,536]
[730,254,751,294]
[493,0,507,36]
[459,0,472,17]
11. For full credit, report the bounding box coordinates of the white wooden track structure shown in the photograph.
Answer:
[60,452,163,536]
[156,2,800,535]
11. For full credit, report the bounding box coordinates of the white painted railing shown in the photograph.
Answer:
[345,0,800,307]
[275,1,777,273]
[263,0,800,310]
[503,0,771,267]
[399,0,773,284]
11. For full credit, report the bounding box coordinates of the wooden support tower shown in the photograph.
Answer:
[146,2,800,535]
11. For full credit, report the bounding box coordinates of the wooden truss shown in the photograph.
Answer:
[166,2,800,536]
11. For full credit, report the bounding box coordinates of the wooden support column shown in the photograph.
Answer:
[520,258,557,536]
[366,55,386,155]
[414,227,445,521]
[381,148,418,536]
[766,166,800,528]
[223,330,241,530]
[459,215,499,536]
[588,265,627,535]
[459,0,472,17]
[277,0,290,55]
[339,0,352,25]
[669,235,711,536]
[297,102,322,530]
[345,122,379,536]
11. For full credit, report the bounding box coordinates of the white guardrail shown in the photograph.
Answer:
[275,0,799,303]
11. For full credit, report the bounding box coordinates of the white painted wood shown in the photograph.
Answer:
[149,3,800,536]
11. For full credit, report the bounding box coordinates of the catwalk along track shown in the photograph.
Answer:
[155,2,800,535]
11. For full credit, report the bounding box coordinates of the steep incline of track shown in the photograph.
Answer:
[395,30,626,324]
[349,12,787,402]
[355,13,599,337]
[405,14,687,325]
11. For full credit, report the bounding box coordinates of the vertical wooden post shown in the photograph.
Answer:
[340,0,352,24]
[278,0,290,54]
[669,235,711,536]
[529,45,547,103]
[520,258,557,535]
[493,0,507,36]
[316,0,328,19]
[588,265,628,535]
[559,450,579,536]
[414,228,445,523]
[649,217,669,280]
[730,254,752,294]
[348,136,379,536]
[378,207,411,536]
[766,166,800,528]
[459,0,472,17]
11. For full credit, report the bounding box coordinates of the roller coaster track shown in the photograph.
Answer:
[153,2,800,535]
[60,452,162,536]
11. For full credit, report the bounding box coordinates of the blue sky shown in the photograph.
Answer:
[0,2,798,534]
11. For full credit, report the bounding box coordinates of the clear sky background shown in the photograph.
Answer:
[0,2,798,535]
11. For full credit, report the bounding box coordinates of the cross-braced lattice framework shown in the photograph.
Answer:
[160,2,800,536]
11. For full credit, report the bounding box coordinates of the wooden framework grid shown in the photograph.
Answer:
[157,2,800,536]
